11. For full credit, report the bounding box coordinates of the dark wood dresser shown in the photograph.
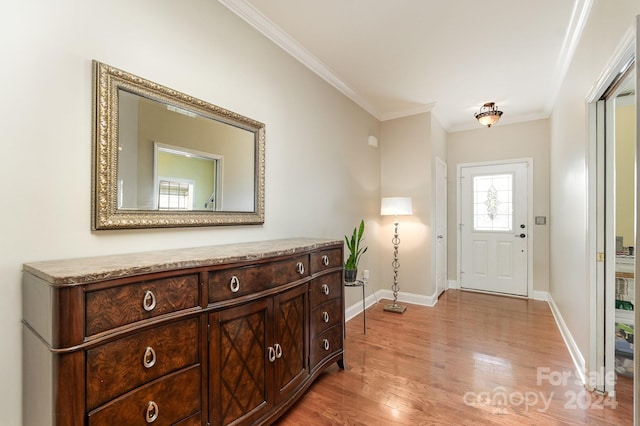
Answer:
[22,238,344,426]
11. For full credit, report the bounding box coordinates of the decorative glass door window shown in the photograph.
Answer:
[473,174,513,231]
[158,180,194,210]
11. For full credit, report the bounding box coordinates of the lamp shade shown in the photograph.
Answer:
[477,113,501,127]
[380,197,413,216]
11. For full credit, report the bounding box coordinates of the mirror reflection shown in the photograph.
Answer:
[117,90,255,212]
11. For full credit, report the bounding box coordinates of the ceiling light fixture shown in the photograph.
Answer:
[474,102,503,127]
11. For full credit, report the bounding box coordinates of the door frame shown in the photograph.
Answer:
[434,157,448,298]
[456,158,534,298]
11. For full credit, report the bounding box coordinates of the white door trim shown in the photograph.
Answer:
[456,157,534,298]
[434,157,448,298]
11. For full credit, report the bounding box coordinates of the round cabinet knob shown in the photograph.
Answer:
[143,346,156,369]
[321,255,329,266]
[323,339,330,351]
[322,311,330,323]
[230,276,240,293]
[142,290,156,312]
[296,262,305,274]
[321,284,330,295]
[145,400,159,423]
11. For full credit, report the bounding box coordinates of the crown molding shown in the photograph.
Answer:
[545,0,594,113]
[219,0,383,120]
[379,102,437,122]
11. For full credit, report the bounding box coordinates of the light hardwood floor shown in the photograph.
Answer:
[279,290,633,425]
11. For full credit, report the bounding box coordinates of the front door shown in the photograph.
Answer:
[459,161,529,296]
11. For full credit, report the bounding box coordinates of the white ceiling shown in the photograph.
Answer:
[220,0,593,132]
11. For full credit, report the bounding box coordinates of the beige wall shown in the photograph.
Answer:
[380,113,431,297]
[616,101,636,248]
[379,112,445,298]
[0,1,381,423]
[447,119,551,293]
[549,0,640,364]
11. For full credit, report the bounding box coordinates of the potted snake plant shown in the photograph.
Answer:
[344,219,367,282]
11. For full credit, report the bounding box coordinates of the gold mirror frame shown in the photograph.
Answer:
[92,60,265,230]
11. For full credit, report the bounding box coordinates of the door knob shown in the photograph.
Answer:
[514,233,526,238]
[437,235,443,239]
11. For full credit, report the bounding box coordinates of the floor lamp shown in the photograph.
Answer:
[380,197,413,314]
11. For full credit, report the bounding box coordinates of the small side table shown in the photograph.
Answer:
[345,279,366,334]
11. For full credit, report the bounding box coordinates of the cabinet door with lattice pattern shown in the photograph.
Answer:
[209,299,274,426]
[273,284,309,402]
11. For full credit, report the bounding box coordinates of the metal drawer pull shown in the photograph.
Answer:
[321,255,329,266]
[321,284,330,295]
[322,311,330,323]
[323,339,330,351]
[230,275,240,293]
[268,346,276,362]
[143,346,156,369]
[274,343,283,359]
[296,262,305,274]
[145,400,159,423]
[142,290,156,312]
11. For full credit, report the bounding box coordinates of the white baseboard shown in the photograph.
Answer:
[447,280,459,289]
[376,289,438,307]
[547,293,586,386]
[345,293,379,322]
[532,290,549,301]
[345,289,439,322]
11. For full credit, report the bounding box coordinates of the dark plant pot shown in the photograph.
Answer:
[344,269,357,283]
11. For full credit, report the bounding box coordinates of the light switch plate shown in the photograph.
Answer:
[535,216,546,225]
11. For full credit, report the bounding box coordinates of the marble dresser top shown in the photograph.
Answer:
[23,238,342,286]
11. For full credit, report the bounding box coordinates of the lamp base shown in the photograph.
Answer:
[383,303,407,314]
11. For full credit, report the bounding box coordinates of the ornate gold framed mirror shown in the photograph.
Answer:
[92,60,265,230]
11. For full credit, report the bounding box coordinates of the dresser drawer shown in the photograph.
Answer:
[309,271,342,308]
[86,274,199,336]
[310,325,343,369]
[87,365,201,426]
[310,248,342,274]
[86,317,199,410]
[310,299,342,338]
[208,255,309,303]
